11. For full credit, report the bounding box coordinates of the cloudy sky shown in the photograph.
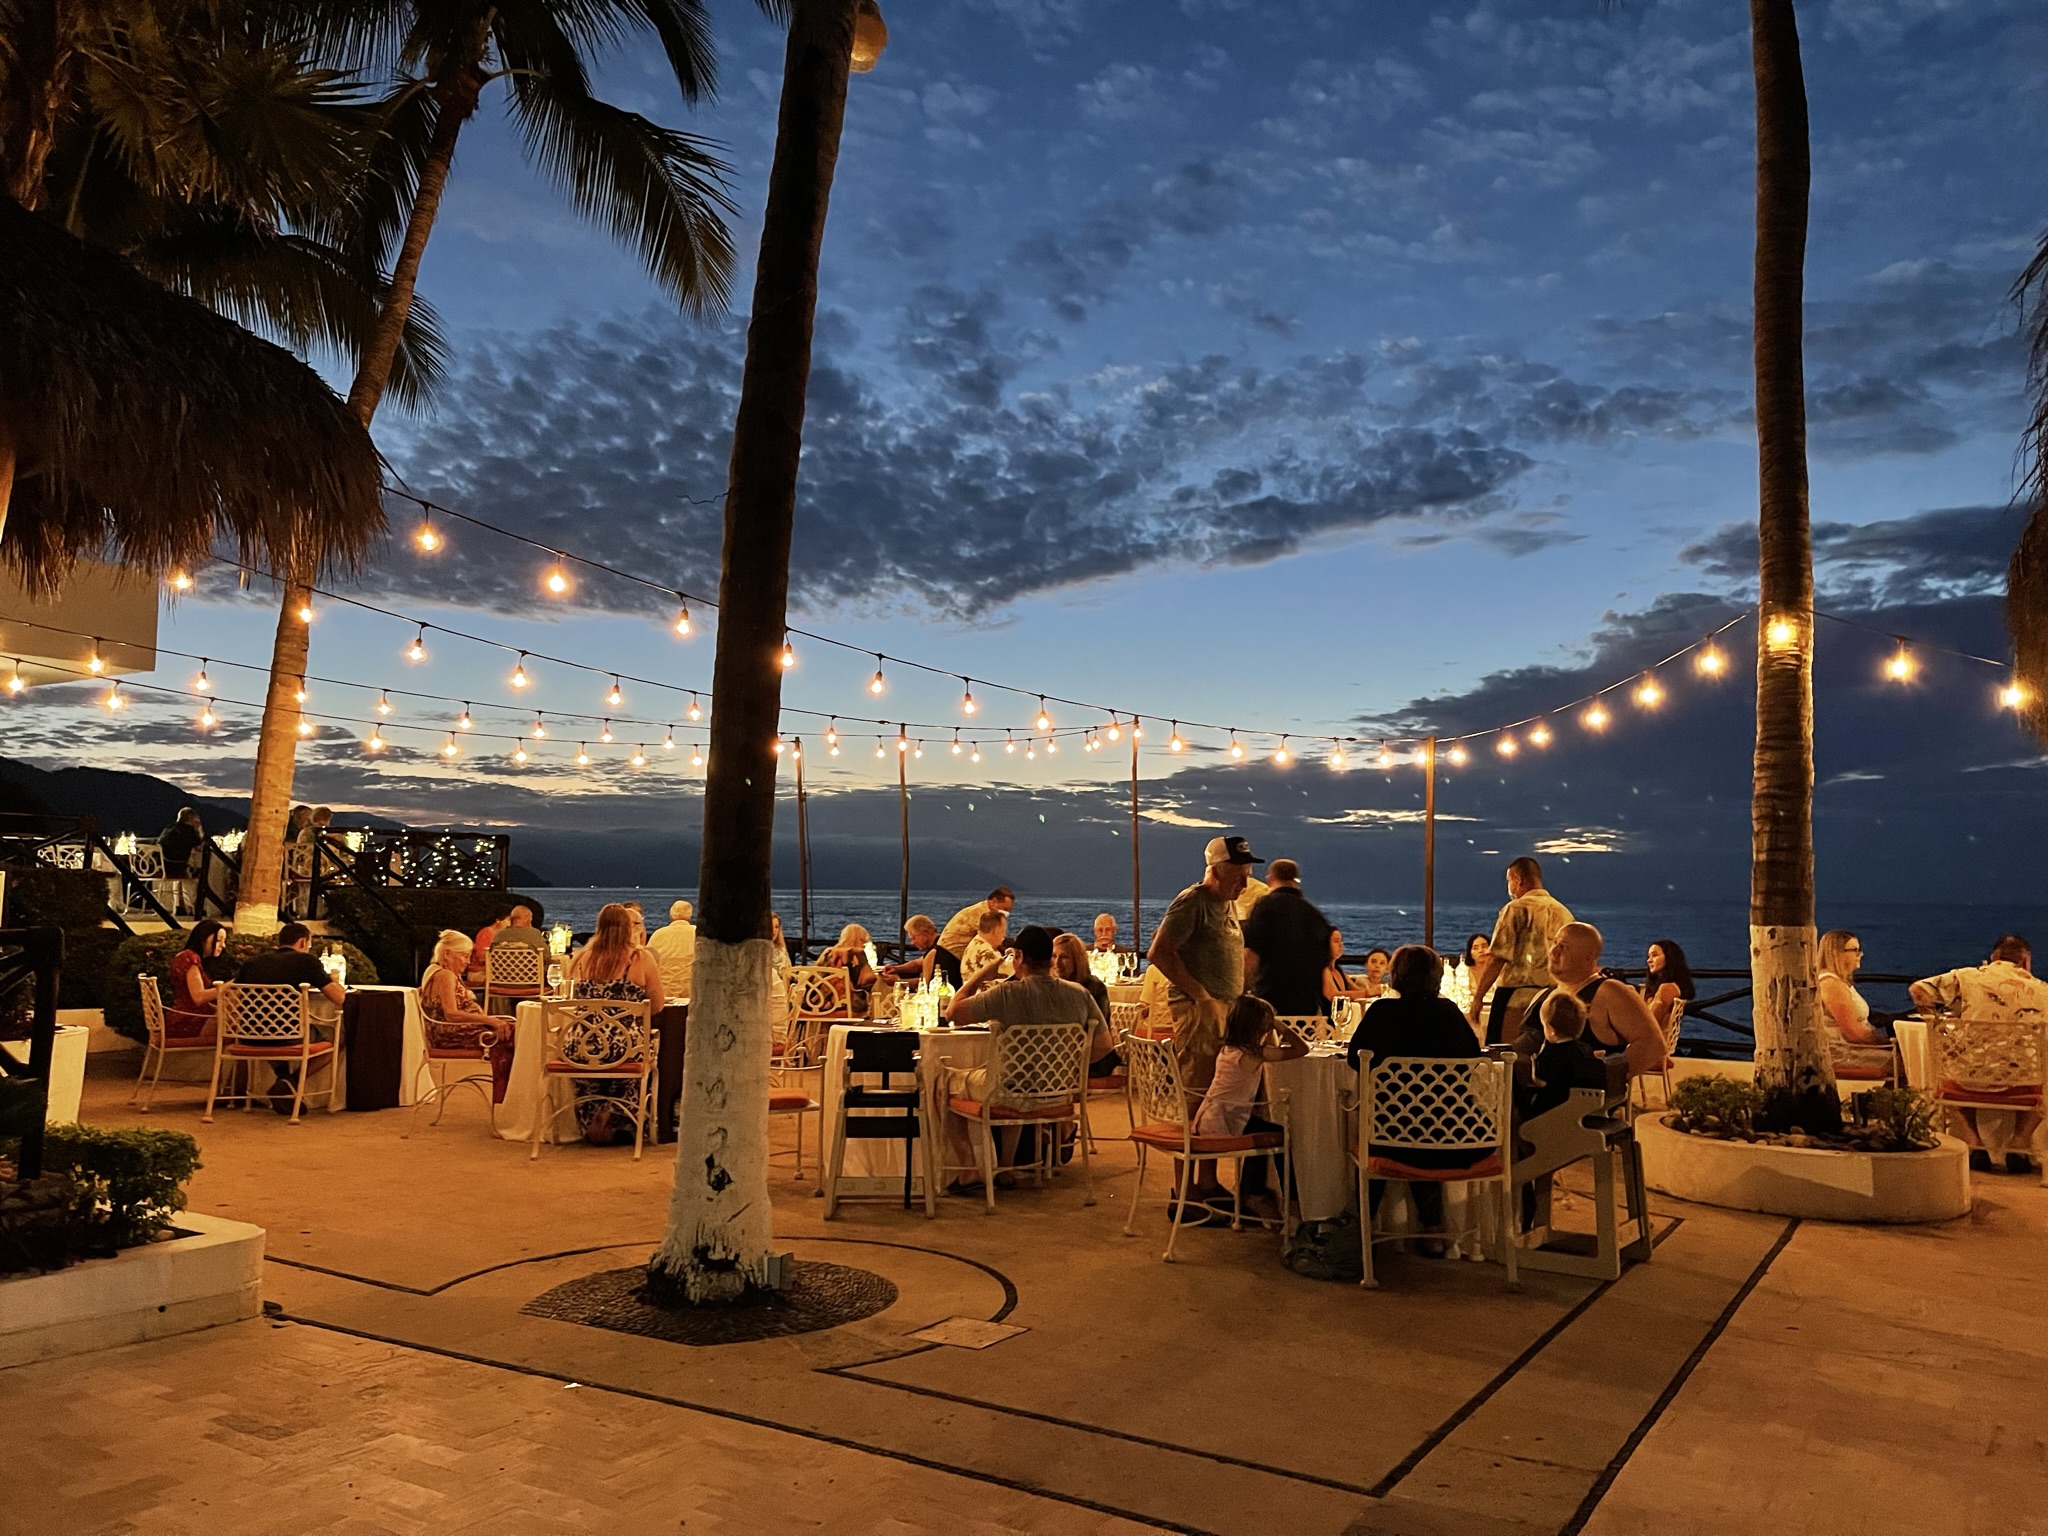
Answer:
[9,0,2047,911]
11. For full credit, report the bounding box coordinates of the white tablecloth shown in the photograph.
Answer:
[1894,1018,1929,1091]
[822,1023,995,1195]
[1265,1048,1355,1221]
[498,1000,577,1143]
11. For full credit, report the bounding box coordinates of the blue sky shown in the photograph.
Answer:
[10,0,2048,905]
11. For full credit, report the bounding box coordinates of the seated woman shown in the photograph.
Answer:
[1355,948,1392,998]
[568,902,667,1008]
[816,923,877,1017]
[1818,929,1895,1078]
[1642,939,1697,1041]
[420,929,514,1101]
[165,919,228,1039]
[1346,944,1486,1253]
[1186,995,1307,1224]
[1052,932,1120,1078]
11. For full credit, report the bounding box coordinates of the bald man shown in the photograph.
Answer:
[1530,922,1666,1078]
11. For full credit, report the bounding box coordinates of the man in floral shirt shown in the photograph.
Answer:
[1911,934,2048,1174]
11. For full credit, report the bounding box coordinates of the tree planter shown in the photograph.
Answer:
[0,1211,263,1366]
[1,1022,86,1122]
[1639,1115,1970,1224]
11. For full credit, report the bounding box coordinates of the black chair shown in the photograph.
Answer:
[825,1028,934,1217]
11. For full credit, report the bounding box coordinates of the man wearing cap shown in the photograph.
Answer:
[1243,857,1334,1019]
[1147,836,1258,1098]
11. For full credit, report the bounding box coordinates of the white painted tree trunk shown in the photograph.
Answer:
[1750,922,1834,1098]
[648,936,775,1302]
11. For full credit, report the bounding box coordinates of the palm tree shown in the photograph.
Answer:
[646,0,882,1307]
[232,0,739,932]
[2003,243,2048,741]
[1746,0,1837,1131]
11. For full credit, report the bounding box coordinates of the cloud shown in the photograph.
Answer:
[1010,160,1241,322]
[1678,503,2025,607]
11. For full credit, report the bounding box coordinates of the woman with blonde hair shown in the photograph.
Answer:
[421,929,514,1101]
[568,902,666,1007]
[1052,930,1122,1079]
[1818,929,1894,1076]
[818,922,877,1015]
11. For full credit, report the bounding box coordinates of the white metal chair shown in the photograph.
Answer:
[1355,1052,1518,1290]
[1119,1031,1288,1261]
[132,974,217,1111]
[941,1021,1094,1214]
[530,999,656,1160]
[772,967,844,1172]
[204,982,340,1124]
[1275,1013,1344,1048]
[1634,996,1686,1108]
[407,1021,500,1136]
[1926,1017,2047,1183]
[482,941,545,1015]
[121,841,168,914]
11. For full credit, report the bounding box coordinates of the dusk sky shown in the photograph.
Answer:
[7,0,2046,908]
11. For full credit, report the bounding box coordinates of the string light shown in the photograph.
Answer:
[825,718,839,751]
[1035,698,1052,732]
[530,715,548,740]
[1107,717,1122,743]
[773,735,786,756]
[407,627,427,663]
[295,599,314,624]
[376,691,393,717]
[1583,702,1611,731]
[168,569,193,592]
[1228,735,1244,761]
[191,660,211,693]
[512,743,529,765]
[606,677,624,708]
[970,742,982,763]
[1168,722,1185,753]
[295,716,313,737]
[662,730,675,752]
[869,656,886,696]
[1695,642,1727,677]
[6,661,24,695]
[576,744,591,766]
[779,637,797,670]
[689,744,704,768]
[1132,720,1144,740]
[688,692,703,722]
[672,600,692,637]
[1446,742,1469,766]
[414,516,441,553]
[1045,738,1058,755]
[1764,613,1804,652]
[197,699,217,730]
[896,727,909,754]
[1633,673,1664,709]
[1884,642,1916,683]
[441,735,460,759]
[1999,677,2028,710]
[1329,745,1346,771]
[790,738,802,761]
[913,739,925,760]
[962,682,977,715]
[874,740,886,759]
[1005,733,1018,754]
[951,733,963,756]
[510,654,530,689]
[456,704,474,732]
[1528,721,1552,748]
[1025,742,1037,761]
[1273,736,1291,766]
[1378,740,1393,769]
[1497,734,1519,758]
[365,724,383,751]
[543,561,570,596]
[86,642,104,675]
[292,677,307,705]
[630,746,647,767]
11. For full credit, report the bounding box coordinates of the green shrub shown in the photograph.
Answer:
[1848,1085,1940,1152]
[0,867,117,1008]
[27,1124,201,1252]
[101,930,378,1042]
[1668,1075,1764,1138]
[325,888,547,993]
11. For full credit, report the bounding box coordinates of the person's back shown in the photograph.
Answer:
[1494,887,1574,988]
[1346,992,1480,1071]
[1917,959,2048,1022]
[1242,867,1333,1019]
[236,942,329,990]
[159,818,201,868]
[646,918,696,998]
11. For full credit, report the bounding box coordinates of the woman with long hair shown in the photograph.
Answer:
[1642,939,1697,1040]
[165,919,227,1038]
[818,922,877,1015]
[567,902,666,1007]
[420,929,515,1101]
[1052,931,1120,1078]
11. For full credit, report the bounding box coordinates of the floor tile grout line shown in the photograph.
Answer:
[1555,1217,1802,1536]
[267,1307,1213,1536]
[1366,1215,1686,1500]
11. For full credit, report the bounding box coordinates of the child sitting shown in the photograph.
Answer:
[1186,995,1308,1224]
[1526,989,1609,1119]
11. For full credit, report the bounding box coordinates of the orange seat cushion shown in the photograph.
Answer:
[1367,1153,1502,1181]
[226,1040,334,1058]
[424,1045,488,1060]
[545,1059,646,1075]
[948,1097,1077,1122]
[768,1090,814,1111]
[1936,1079,2043,1108]
[1088,1075,1129,1091]
[1834,1063,1893,1081]
[1129,1123,1283,1154]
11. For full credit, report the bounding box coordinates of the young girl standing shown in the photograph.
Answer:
[1187,995,1307,1223]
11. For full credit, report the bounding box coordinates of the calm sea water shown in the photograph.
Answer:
[534,886,2043,1048]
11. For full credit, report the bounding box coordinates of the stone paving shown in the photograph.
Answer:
[4,1056,2044,1536]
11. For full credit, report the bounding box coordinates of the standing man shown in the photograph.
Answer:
[936,885,1015,988]
[1242,857,1334,1019]
[157,807,204,915]
[1147,836,1257,1099]
[1092,913,1120,953]
[1468,856,1575,1046]
[1911,935,2048,1174]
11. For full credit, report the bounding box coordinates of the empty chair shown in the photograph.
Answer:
[132,974,217,1111]
[825,1028,935,1217]
[1119,1032,1287,1262]
[204,982,340,1123]
[531,998,656,1160]
[1355,1052,1517,1289]
[483,941,546,1016]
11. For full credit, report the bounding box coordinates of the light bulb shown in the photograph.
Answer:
[1005,734,1017,754]
[86,644,105,675]
[1169,723,1185,753]
[1583,702,1610,731]
[1884,644,1915,683]
[1026,743,1037,761]
[414,520,441,553]
[441,736,459,759]
[825,719,838,747]
[688,693,703,722]
[951,734,963,756]
[1035,699,1052,732]
[1634,674,1664,709]
[1378,741,1393,769]
[896,730,909,754]
[970,743,982,763]
[98,686,122,712]
[874,740,886,759]
[1329,747,1346,771]
[168,568,193,592]
[773,736,786,756]
[662,730,675,752]
[1273,736,1291,766]
[407,628,427,663]
[1695,644,1727,677]
[296,601,314,624]
[293,679,307,705]
[376,692,393,717]
[1497,735,1519,758]
[543,563,570,596]
[576,744,591,766]
[1999,678,2027,710]
[198,700,217,730]
[1229,736,1244,761]
[1446,742,1469,766]
[791,740,802,761]
[630,746,647,767]
[510,655,529,689]
[913,740,924,760]
[961,683,977,715]
[779,639,796,669]
[1107,718,1121,743]
[673,603,692,637]
[1132,721,1144,739]
[607,678,624,708]
[531,716,547,740]
[869,657,886,695]
[296,717,313,738]
[191,662,211,693]
[1765,615,1801,651]
[366,725,383,752]
[456,705,474,732]
[689,745,703,768]
[6,662,23,695]
[1529,722,1552,748]
[600,721,613,743]
[512,744,529,765]
[1045,739,1058,755]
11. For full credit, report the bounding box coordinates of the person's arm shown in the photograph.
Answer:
[635,951,668,1013]
[1907,973,1949,1015]
[320,980,347,1008]
[946,983,1001,1025]
[954,952,1005,1001]
[1466,954,1505,1023]
[1264,1023,1310,1062]
[1145,919,1206,1006]
[1601,983,1667,1075]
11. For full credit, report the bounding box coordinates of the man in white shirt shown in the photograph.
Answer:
[936,886,1015,987]
[1911,935,2048,1174]
[1092,913,1119,953]
[646,900,697,1002]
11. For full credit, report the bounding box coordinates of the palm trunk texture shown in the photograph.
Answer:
[232,63,483,932]
[647,0,859,1306]
[1747,0,1837,1130]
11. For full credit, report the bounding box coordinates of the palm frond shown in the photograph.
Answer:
[507,71,735,313]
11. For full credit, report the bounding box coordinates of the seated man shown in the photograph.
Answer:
[958,908,1009,988]
[234,922,347,1113]
[1911,934,2048,1175]
[1091,913,1119,953]
[1531,923,1666,1079]
[478,901,550,1012]
[880,914,940,985]
[645,899,698,1002]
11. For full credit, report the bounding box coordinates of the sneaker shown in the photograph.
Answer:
[2006,1153,2038,1176]
[1968,1148,1994,1174]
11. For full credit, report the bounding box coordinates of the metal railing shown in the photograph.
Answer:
[0,813,183,934]
[0,926,64,1178]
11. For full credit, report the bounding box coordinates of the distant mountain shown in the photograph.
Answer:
[0,756,550,886]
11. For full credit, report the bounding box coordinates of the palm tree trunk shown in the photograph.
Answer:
[1747,0,1837,1132]
[647,0,859,1306]
[232,62,485,933]
[4,0,76,210]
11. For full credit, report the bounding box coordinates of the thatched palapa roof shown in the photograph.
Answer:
[0,194,384,593]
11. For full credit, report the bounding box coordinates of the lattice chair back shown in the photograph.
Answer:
[220,982,312,1045]
[1658,996,1685,1058]
[1928,1017,2047,1100]
[138,974,167,1047]
[485,942,546,991]
[1275,1013,1342,1047]
[987,1022,1090,1110]
[1363,1055,1510,1159]
[1121,1032,1191,1133]
[793,965,852,1022]
[1109,1000,1143,1037]
[544,999,652,1071]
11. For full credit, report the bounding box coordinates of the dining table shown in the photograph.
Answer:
[337,985,426,1112]
[821,1022,997,1196]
